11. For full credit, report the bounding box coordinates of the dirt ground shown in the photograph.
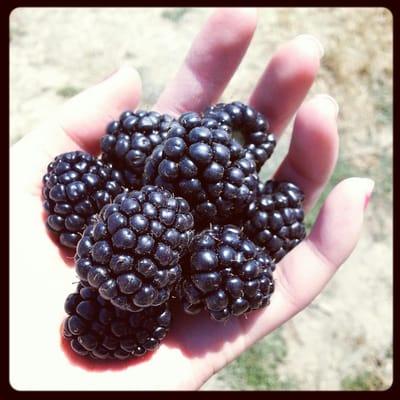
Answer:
[10,7,393,390]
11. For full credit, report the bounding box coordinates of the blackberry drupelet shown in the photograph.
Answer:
[75,185,194,311]
[63,284,171,360]
[101,110,176,189]
[143,111,259,225]
[244,180,306,262]
[177,224,275,322]
[204,101,276,171]
[42,151,125,249]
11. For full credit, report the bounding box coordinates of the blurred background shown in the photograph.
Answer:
[10,7,392,390]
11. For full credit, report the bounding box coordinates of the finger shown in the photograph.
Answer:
[57,65,142,154]
[240,177,374,346]
[273,94,339,212]
[12,65,142,192]
[18,65,142,158]
[249,34,323,137]
[155,8,257,115]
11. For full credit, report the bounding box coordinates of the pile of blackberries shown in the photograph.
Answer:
[42,101,306,361]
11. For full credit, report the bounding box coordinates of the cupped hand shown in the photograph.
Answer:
[10,8,373,390]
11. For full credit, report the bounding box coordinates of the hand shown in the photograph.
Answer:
[10,8,374,390]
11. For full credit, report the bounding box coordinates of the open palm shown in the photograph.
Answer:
[10,8,373,390]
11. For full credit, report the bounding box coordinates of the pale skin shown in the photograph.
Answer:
[10,8,374,390]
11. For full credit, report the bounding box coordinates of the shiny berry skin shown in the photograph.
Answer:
[204,101,276,171]
[244,180,306,262]
[63,283,171,360]
[177,224,275,321]
[42,151,125,249]
[75,185,194,311]
[143,112,259,226]
[101,110,176,189]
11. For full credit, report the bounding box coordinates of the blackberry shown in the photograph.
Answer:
[101,110,175,189]
[204,101,276,171]
[63,284,171,360]
[143,112,259,225]
[244,180,306,262]
[42,151,125,249]
[75,185,194,311]
[177,225,275,322]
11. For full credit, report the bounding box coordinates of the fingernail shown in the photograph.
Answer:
[294,34,324,59]
[237,7,258,17]
[314,94,339,118]
[362,178,375,210]
[115,64,133,76]
[100,65,129,83]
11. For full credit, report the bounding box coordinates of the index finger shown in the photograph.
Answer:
[154,8,257,115]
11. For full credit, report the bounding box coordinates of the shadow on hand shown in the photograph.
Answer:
[162,297,245,359]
